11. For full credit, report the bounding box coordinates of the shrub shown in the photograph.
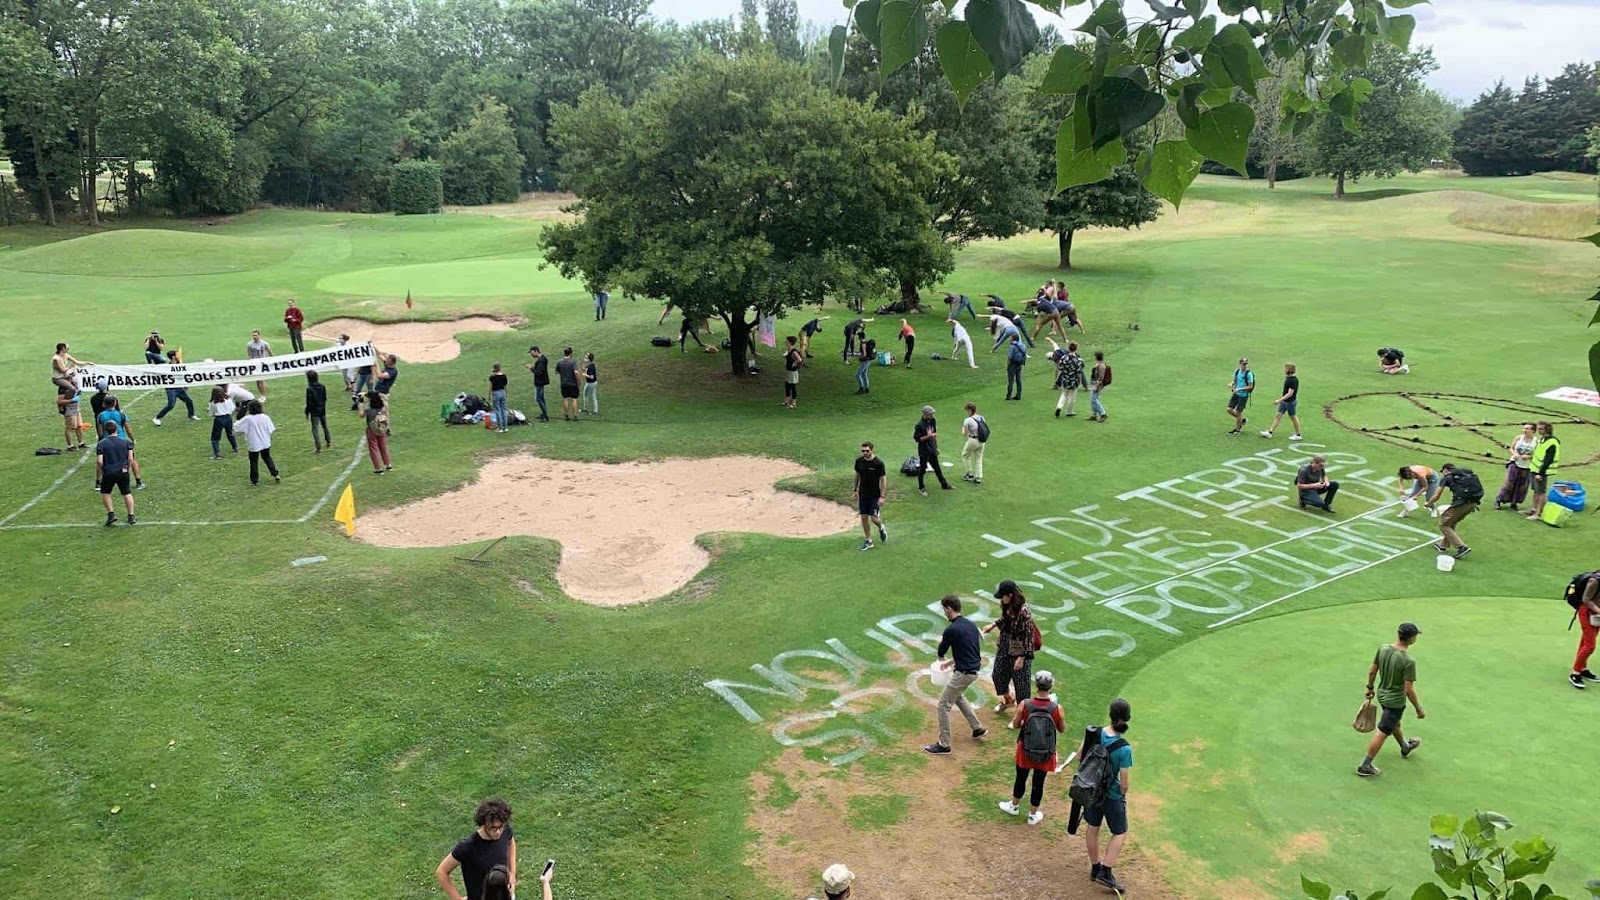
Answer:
[391,160,442,215]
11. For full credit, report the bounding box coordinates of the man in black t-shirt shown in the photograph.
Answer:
[90,380,111,439]
[96,421,137,526]
[1259,362,1303,441]
[554,347,580,420]
[914,405,953,495]
[435,797,516,900]
[851,441,888,550]
[1295,454,1339,513]
[526,346,550,421]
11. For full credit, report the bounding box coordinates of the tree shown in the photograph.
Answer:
[1454,63,1600,176]
[438,96,525,204]
[540,55,951,378]
[1245,62,1305,188]
[1041,167,1160,268]
[1300,44,1452,198]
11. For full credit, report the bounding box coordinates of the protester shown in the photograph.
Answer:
[95,396,144,488]
[854,332,875,395]
[1495,423,1538,510]
[208,386,238,458]
[361,391,394,474]
[899,319,916,369]
[960,402,986,484]
[1569,572,1599,690]
[782,337,803,409]
[1523,422,1561,521]
[337,334,358,394]
[375,353,399,398]
[435,797,516,900]
[807,864,854,900]
[1377,347,1409,374]
[57,384,85,450]
[1046,338,1084,418]
[947,318,976,368]
[224,382,255,420]
[1258,362,1303,440]
[234,399,280,485]
[1358,623,1424,776]
[594,288,609,321]
[143,330,166,364]
[89,379,111,438]
[246,329,272,397]
[799,315,827,358]
[913,405,953,496]
[305,370,331,451]
[152,350,199,426]
[351,358,373,410]
[926,594,988,754]
[848,441,891,551]
[1430,463,1482,558]
[983,580,1035,713]
[1004,334,1026,401]
[580,352,599,416]
[284,299,305,353]
[555,347,580,420]
[1088,351,1111,422]
[526,346,550,422]
[96,421,137,526]
[1082,698,1135,892]
[489,363,510,433]
[1295,454,1339,513]
[1396,465,1439,518]
[52,342,87,392]
[1000,671,1065,825]
[1226,357,1254,434]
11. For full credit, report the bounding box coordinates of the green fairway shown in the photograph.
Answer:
[1,178,1597,898]
[1124,595,1600,897]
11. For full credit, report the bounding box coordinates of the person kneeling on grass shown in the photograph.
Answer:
[999,670,1065,826]
[1295,454,1338,513]
[1377,347,1409,374]
[1358,622,1424,777]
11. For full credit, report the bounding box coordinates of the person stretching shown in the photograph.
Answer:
[841,317,873,363]
[678,316,705,352]
[948,319,976,368]
[899,319,916,369]
[944,293,977,321]
[999,671,1065,826]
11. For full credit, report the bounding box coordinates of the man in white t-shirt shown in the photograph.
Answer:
[960,402,986,485]
[224,382,255,420]
[948,318,976,369]
[246,329,272,397]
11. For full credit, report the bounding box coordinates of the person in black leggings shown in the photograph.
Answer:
[998,671,1064,826]
[678,316,705,352]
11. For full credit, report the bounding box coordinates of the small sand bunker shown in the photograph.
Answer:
[305,316,514,363]
[358,454,850,605]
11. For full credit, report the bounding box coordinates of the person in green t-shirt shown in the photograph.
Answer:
[1357,622,1425,777]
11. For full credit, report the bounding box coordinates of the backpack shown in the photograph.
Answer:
[372,409,391,435]
[1453,468,1484,502]
[1099,364,1113,387]
[1008,342,1027,365]
[1020,700,1059,764]
[900,456,923,477]
[1069,729,1129,807]
[1566,573,1597,610]
[650,336,672,347]
[974,415,990,444]
[1029,617,1044,652]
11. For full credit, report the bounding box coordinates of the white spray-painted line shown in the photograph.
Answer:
[298,438,366,523]
[1093,499,1418,607]
[0,519,299,531]
[0,389,157,527]
[1207,538,1439,629]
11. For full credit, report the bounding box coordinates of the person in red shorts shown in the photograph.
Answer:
[998,670,1065,825]
[1569,572,1600,690]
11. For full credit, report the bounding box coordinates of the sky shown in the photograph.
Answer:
[645,0,1600,102]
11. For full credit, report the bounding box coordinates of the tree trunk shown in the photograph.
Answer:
[31,132,56,226]
[1057,229,1075,269]
[83,126,101,226]
[725,311,751,378]
[899,277,920,306]
[1266,155,1279,189]
[1334,169,1346,200]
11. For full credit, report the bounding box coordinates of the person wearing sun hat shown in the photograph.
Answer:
[811,863,853,899]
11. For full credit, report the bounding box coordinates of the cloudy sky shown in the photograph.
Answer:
[646,0,1600,102]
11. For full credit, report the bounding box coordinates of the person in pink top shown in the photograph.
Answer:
[899,319,916,369]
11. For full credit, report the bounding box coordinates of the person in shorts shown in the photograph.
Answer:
[245,329,272,397]
[1083,698,1134,892]
[1358,622,1424,777]
[851,441,887,550]
[555,347,580,420]
[1226,357,1254,434]
[96,420,137,526]
[1259,362,1302,440]
[57,384,86,450]
[435,797,516,900]
[1395,465,1439,518]
[799,315,827,358]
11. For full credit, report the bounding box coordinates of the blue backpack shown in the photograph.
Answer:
[1008,342,1027,365]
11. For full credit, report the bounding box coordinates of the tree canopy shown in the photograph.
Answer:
[538,54,952,376]
[1453,63,1600,177]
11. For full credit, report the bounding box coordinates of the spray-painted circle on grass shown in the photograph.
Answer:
[1324,391,1600,467]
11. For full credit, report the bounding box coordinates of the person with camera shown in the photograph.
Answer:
[143,330,166,364]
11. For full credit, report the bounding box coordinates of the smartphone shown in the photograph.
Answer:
[543,859,555,878]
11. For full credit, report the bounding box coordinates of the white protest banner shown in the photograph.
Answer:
[80,342,379,391]
[1536,386,1600,409]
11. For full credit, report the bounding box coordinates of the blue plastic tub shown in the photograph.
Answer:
[1548,481,1585,512]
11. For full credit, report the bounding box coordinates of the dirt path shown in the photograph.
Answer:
[304,316,515,363]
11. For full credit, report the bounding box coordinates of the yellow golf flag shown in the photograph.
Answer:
[333,484,356,536]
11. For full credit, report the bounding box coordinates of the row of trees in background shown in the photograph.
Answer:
[1454,63,1600,176]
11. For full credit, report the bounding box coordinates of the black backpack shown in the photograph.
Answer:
[1566,573,1597,610]
[900,456,922,477]
[1069,728,1128,807]
[1453,468,1484,502]
[974,415,990,444]
[1020,699,1059,764]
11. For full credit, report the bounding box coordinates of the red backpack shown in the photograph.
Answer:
[1098,363,1113,387]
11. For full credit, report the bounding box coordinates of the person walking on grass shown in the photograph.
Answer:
[435,797,516,900]
[1259,362,1303,440]
[1004,334,1026,401]
[1088,351,1111,422]
[1296,454,1339,514]
[852,441,888,550]
[1358,622,1424,777]
[207,386,238,458]
[999,670,1065,826]
[284,299,305,353]
[899,319,916,368]
[926,594,988,754]
[361,391,393,474]
[95,397,145,490]
[948,318,977,368]
[57,385,86,451]
[580,352,599,415]
[1523,421,1561,521]
[555,347,580,420]
[1568,571,1600,690]
[913,405,953,496]
[1429,463,1482,558]
[782,337,803,409]
[152,350,199,427]
[489,363,510,433]
[1082,698,1135,892]
[983,580,1035,714]
[96,420,137,526]
[1046,337,1084,418]
[1495,423,1538,511]
[235,400,280,485]
[305,370,331,452]
[960,402,986,484]
[1226,357,1254,434]
[526,346,550,422]
[854,333,875,395]
[245,329,272,397]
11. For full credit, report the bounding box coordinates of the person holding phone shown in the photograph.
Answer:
[436,798,517,900]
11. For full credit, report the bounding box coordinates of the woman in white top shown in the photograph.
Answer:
[1495,422,1538,510]
[948,319,976,368]
[207,386,238,458]
[233,399,279,484]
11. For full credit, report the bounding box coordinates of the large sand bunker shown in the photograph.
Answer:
[358,454,850,605]
[305,316,514,363]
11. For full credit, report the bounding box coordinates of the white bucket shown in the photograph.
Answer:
[1402,498,1419,512]
[1436,554,1456,572]
[928,666,951,687]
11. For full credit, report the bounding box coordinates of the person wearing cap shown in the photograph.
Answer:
[1358,622,1425,777]
[926,594,988,754]
[912,405,952,496]
[525,346,550,422]
[809,863,854,899]
[999,669,1064,826]
[89,379,112,439]
[1226,357,1254,435]
[1295,454,1339,514]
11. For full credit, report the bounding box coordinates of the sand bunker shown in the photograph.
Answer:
[358,454,850,605]
[305,316,514,363]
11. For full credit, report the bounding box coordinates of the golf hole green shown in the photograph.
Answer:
[1123,595,1598,897]
[316,257,578,297]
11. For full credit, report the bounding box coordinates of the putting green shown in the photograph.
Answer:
[1122,595,1599,898]
[316,256,578,297]
[0,229,296,276]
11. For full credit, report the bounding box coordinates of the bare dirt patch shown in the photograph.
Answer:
[304,316,516,363]
[1274,831,1329,865]
[357,454,849,605]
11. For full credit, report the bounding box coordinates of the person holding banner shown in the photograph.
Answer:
[52,342,87,392]
[246,330,272,398]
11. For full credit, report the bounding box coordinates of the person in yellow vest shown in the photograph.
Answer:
[1522,421,1561,521]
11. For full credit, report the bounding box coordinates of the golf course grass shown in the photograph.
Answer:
[0,172,1597,899]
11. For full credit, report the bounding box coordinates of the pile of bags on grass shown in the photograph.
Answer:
[439,393,529,428]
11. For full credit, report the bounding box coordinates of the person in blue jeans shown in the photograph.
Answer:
[1083,698,1134,893]
[944,292,978,321]
[854,336,875,394]
[1296,454,1339,513]
[1004,336,1026,400]
[1088,351,1110,422]
[525,346,550,421]
[594,289,609,321]
[152,351,197,425]
[489,363,510,433]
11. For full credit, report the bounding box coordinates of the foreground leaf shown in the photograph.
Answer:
[1137,140,1203,208]
[1056,116,1127,190]
[1186,102,1254,176]
[879,0,929,78]
[855,0,883,49]
[967,0,1040,79]
[828,25,848,89]
[935,21,993,107]
[1040,44,1093,94]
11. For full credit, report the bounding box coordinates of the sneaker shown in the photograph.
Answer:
[924,743,952,755]
[1289,433,1304,441]
[374,469,385,475]
[974,479,982,484]
[1258,430,1272,438]
[152,417,163,426]
[1054,408,1061,418]
[971,728,988,739]
[1092,869,1124,891]
[384,466,392,472]
[1581,669,1597,681]
[126,514,136,525]
[93,482,100,492]
[1433,542,1449,553]
[998,800,1020,816]
[211,454,222,460]
[877,525,887,542]
[136,480,145,490]
[188,415,201,421]
[272,475,281,484]
[1356,764,1381,777]
[1572,673,1587,690]
[104,514,116,527]
[1400,738,1421,758]
[919,489,928,497]
[1090,864,1104,882]
[1027,810,1044,825]
[1400,364,1411,373]
[961,473,975,481]
[1453,546,1471,559]
[941,484,954,490]
[859,540,873,551]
